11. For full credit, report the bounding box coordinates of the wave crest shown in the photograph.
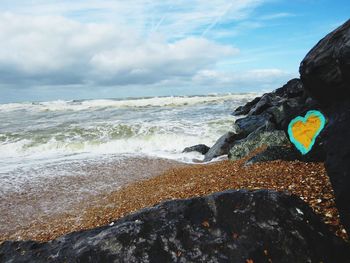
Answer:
[0,94,257,112]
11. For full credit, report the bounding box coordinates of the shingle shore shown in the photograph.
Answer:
[1,149,347,243]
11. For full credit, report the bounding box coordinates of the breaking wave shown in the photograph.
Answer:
[0,94,257,112]
[0,93,257,173]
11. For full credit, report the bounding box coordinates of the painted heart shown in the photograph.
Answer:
[288,110,326,155]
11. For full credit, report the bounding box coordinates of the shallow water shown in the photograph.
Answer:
[0,156,185,237]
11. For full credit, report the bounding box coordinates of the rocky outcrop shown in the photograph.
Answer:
[197,78,321,162]
[199,77,324,162]
[300,19,350,104]
[232,79,320,130]
[299,19,350,234]
[229,130,289,161]
[183,144,210,155]
[228,78,324,162]
[1,190,349,263]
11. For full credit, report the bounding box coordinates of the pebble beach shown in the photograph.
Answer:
[1,147,346,243]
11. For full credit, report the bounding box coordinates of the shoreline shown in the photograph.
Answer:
[0,157,187,242]
[1,148,347,243]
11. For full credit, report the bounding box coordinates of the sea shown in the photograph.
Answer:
[0,93,257,235]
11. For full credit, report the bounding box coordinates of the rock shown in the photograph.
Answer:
[245,146,300,165]
[233,79,303,118]
[245,145,326,166]
[232,79,321,129]
[266,105,286,126]
[232,79,318,131]
[274,78,304,98]
[204,132,243,162]
[279,97,321,131]
[232,96,261,116]
[322,101,350,234]
[183,144,210,155]
[229,130,289,161]
[300,19,350,104]
[299,19,350,233]
[269,80,317,130]
[1,190,349,263]
[227,78,326,162]
[248,94,272,115]
[233,114,272,136]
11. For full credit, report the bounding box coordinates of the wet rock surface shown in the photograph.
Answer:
[183,144,210,155]
[1,190,349,263]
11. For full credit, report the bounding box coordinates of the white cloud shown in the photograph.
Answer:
[0,0,296,99]
[1,0,267,39]
[0,12,236,87]
[193,68,293,89]
[90,37,237,84]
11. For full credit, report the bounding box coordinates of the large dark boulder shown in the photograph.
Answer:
[183,144,210,155]
[1,190,349,263]
[300,19,350,104]
[299,19,350,234]
[322,101,350,234]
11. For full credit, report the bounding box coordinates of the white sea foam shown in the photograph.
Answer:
[0,93,257,112]
[0,122,225,170]
[0,93,257,192]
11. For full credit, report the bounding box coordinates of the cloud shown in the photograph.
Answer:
[89,37,237,85]
[0,12,237,87]
[193,68,293,90]
[1,0,268,39]
[0,0,297,102]
[260,12,295,20]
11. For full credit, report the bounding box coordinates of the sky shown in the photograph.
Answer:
[0,0,349,103]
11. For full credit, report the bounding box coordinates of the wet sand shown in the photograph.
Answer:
[1,150,347,243]
[0,157,186,242]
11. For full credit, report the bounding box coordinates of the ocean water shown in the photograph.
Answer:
[0,93,256,195]
[0,93,261,236]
